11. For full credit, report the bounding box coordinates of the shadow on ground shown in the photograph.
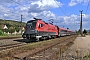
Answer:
[13,39,36,43]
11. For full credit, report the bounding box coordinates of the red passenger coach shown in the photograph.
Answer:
[58,28,67,36]
[67,30,72,35]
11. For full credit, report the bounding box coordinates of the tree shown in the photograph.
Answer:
[2,29,9,33]
[9,27,15,34]
[0,25,2,29]
[83,29,87,35]
[15,27,20,32]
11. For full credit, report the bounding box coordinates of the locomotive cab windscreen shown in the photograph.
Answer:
[26,20,37,30]
[22,20,38,36]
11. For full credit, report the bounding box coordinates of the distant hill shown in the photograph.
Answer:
[0,19,26,29]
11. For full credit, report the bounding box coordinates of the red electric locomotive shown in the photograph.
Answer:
[22,18,59,41]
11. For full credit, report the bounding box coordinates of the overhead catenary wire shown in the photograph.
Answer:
[10,0,31,9]
[59,0,67,13]
[54,0,79,30]
[11,0,24,7]
[54,0,67,16]
[0,5,19,21]
[0,1,29,21]
[85,0,90,14]
[0,3,21,16]
[1,0,44,21]
[10,0,42,20]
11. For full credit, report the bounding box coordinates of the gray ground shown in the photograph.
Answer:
[62,35,90,60]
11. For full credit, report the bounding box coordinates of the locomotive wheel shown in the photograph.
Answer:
[51,36,55,39]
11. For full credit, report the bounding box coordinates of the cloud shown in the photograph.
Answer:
[29,11,57,20]
[0,0,63,21]
[68,0,89,6]
[0,0,39,4]
[28,4,45,13]
[0,0,13,3]
[68,0,77,6]
[28,0,63,13]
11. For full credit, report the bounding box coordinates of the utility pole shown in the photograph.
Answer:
[21,15,22,35]
[79,10,83,36]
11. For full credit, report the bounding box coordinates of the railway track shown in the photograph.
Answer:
[28,35,76,60]
[0,42,27,52]
[14,35,77,60]
[0,36,22,40]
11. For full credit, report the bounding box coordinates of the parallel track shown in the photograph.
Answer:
[0,42,27,52]
[14,35,77,60]
[0,36,22,40]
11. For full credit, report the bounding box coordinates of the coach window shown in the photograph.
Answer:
[39,24,44,28]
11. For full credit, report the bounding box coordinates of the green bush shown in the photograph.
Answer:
[0,30,5,36]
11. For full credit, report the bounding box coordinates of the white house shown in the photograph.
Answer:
[2,25,8,29]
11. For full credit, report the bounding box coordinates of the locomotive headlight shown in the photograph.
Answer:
[22,34,26,38]
[31,30,37,32]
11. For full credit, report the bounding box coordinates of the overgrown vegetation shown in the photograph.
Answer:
[83,29,87,35]
[84,54,90,60]
[76,29,89,36]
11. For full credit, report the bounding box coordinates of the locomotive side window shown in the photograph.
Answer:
[39,24,44,28]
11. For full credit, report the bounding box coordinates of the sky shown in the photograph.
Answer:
[0,0,90,31]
